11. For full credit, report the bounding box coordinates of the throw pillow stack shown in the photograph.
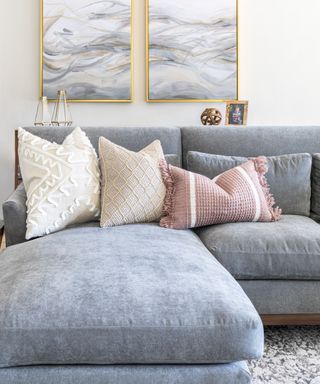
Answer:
[18,127,282,240]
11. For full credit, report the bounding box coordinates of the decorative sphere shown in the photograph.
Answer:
[201,108,222,125]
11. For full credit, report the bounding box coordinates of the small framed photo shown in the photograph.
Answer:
[225,101,248,125]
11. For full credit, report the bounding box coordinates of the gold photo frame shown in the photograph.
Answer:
[225,101,248,125]
[146,0,238,103]
[40,0,133,103]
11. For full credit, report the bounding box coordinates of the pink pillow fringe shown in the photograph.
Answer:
[159,160,175,228]
[253,157,282,221]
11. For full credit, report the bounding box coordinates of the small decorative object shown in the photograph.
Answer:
[225,101,248,125]
[201,108,222,125]
[34,96,52,126]
[41,0,132,102]
[147,0,237,101]
[51,90,73,126]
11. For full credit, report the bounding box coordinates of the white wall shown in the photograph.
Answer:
[1,0,320,214]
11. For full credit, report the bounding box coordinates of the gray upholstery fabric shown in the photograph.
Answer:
[187,152,312,216]
[22,126,182,157]
[0,362,251,384]
[2,183,27,247]
[239,280,320,314]
[164,154,181,167]
[311,212,320,223]
[187,151,247,177]
[195,215,320,280]
[181,126,320,165]
[312,154,320,216]
[0,223,263,367]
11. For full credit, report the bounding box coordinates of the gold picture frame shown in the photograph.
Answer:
[146,0,239,103]
[225,100,248,125]
[40,0,134,103]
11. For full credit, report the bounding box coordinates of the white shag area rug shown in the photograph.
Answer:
[249,326,320,384]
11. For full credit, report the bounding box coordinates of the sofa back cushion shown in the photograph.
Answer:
[22,126,182,160]
[181,126,320,164]
[187,151,312,216]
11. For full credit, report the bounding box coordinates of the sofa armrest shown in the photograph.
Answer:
[2,183,27,247]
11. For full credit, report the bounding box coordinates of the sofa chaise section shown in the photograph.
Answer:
[0,223,263,368]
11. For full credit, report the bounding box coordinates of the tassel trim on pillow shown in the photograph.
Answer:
[253,156,282,221]
[159,159,175,228]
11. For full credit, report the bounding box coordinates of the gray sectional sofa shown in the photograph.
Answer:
[1,126,320,384]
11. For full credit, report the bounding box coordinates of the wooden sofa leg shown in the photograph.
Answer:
[261,314,320,326]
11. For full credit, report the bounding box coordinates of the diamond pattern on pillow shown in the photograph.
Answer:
[99,137,166,227]
[18,127,100,239]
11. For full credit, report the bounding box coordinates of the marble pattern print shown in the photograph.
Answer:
[249,326,320,384]
[43,0,131,100]
[148,0,237,100]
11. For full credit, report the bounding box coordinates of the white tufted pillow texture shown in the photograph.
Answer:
[18,127,100,239]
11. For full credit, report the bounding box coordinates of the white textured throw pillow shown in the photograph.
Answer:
[18,127,100,239]
[99,137,166,227]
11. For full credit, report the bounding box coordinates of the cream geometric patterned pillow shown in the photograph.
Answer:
[18,127,100,239]
[99,137,166,227]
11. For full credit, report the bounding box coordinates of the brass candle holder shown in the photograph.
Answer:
[51,90,73,127]
[34,96,52,126]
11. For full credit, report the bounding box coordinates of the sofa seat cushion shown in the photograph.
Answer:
[0,223,263,367]
[196,215,320,280]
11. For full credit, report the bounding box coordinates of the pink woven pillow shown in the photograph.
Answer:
[160,157,281,229]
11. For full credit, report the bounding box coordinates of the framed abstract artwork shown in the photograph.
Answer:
[146,0,238,102]
[41,0,133,102]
